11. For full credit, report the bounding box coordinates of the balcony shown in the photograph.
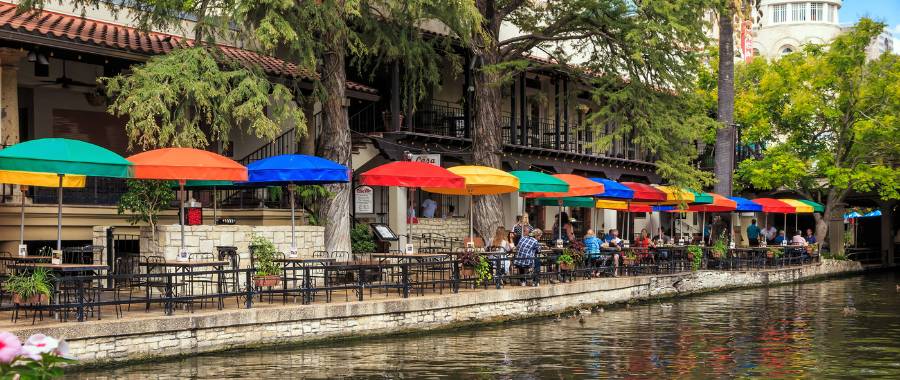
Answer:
[353,101,655,163]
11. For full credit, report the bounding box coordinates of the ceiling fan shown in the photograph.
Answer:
[37,60,97,89]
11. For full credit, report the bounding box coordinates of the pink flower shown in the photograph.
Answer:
[21,334,58,361]
[54,340,72,360]
[0,332,22,363]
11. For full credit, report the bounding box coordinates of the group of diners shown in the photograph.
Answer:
[744,218,817,247]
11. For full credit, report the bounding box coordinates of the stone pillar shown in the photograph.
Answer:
[0,48,25,146]
[502,192,521,230]
[388,187,407,250]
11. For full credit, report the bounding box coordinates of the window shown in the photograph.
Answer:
[810,3,823,21]
[773,4,787,23]
[828,4,835,22]
[781,46,795,56]
[791,3,806,21]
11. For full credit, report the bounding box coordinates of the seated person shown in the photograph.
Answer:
[603,229,623,248]
[583,230,606,276]
[513,229,543,286]
[773,230,786,245]
[791,230,808,246]
[805,228,817,244]
[653,228,671,245]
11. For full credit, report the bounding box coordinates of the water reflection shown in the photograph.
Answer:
[71,272,900,379]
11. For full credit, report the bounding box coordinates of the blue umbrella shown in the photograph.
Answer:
[246,154,350,255]
[590,178,634,199]
[729,197,764,212]
[843,211,862,220]
[862,210,881,218]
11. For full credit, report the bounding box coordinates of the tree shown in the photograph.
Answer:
[469,0,717,240]
[734,19,900,248]
[24,0,482,252]
[117,179,176,249]
[713,1,736,197]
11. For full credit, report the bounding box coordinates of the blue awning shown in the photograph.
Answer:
[589,178,634,199]
[246,154,350,185]
[729,196,764,212]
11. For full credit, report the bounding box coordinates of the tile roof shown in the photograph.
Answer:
[0,2,377,94]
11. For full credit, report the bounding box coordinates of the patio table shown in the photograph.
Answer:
[274,257,336,304]
[138,260,228,312]
[9,263,109,321]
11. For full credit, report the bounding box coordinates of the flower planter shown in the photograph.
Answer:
[253,275,281,288]
[559,263,575,271]
[12,293,47,305]
[710,251,724,260]
[622,258,637,266]
[460,267,475,278]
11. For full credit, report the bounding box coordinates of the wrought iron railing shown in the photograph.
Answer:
[31,177,129,206]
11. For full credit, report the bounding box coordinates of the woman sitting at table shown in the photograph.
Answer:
[635,229,655,263]
[489,227,514,276]
[552,212,575,245]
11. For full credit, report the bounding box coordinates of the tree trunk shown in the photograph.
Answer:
[471,2,505,243]
[713,7,736,196]
[319,25,352,253]
[819,189,844,254]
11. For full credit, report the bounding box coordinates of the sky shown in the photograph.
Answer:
[839,0,900,47]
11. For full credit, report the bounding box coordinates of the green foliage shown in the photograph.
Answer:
[710,238,728,259]
[556,252,574,266]
[266,186,283,203]
[767,247,784,259]
[734,18,900,204]
[4,267,54,300]
[249,235,281,277]
[117,180,175,233]
[686,245,703,271]
[0,347,76,379]
[350,223,376,253]
[295,185,333,226]
[103,47,304,151]
[473,255,492,287]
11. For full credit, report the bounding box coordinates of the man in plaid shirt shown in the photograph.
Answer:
[514,229,542,286]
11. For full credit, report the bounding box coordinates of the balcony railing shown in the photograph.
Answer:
[382,101,653,162]
[31,177,129,206]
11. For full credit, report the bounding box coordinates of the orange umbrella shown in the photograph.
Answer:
[523,174,604,198]
[127,148,248,260]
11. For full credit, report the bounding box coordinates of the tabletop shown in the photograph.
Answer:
[372,253,448,260]
[139,260,229,268]
[10,263,109,272]
[275,257,337,264]
[0,255,52,262]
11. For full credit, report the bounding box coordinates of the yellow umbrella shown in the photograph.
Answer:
[651,185,696,205]
[780,198,814,234]
[0,170,86,248]
[424,165,520,243]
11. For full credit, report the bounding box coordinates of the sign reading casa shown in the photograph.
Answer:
[410,154,440,166]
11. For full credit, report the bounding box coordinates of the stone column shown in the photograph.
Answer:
[0,48,25,147]
[388,186,407,250]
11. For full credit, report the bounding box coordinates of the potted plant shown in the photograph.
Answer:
[472,255,493,286]
[766,246,783,259]
[686,245,703,271]
[710,238,728,260]
[557,250,576,271]
[458,250,478,278]
[249,235,282,287]
[3,267,54,304]
[622,251,638,266]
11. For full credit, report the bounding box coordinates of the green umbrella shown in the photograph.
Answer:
[0,138,132,250]
[533,197,595,208]
[690,191,714,205]
[799,199,825,212]
[510,171,569,193]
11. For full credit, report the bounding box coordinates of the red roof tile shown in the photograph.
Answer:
[0,2,377,94]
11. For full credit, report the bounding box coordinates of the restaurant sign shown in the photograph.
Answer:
[409,154,440,166]
[354,185,374,214]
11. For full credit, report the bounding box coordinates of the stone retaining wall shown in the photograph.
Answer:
[11,260,866,366]
[410,217,469,244]
[140,224,325,263]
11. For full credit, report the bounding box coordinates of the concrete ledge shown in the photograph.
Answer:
[9,259,866,365]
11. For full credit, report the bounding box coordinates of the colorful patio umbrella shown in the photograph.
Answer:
[360,161,465,248]
[245,154,350,256]
[798,199,825,213]
[509,171,569,193]
[862,209,882,217]
[691,191,714,205]
[128,148,248,259]
[524,174,604,244]
[620,182,667,202]
[652,185,696,205]
[534,197,596,208]
[0,138,132,250]
[589,178,634,199]
[779,199,814,213]
[687,194,737,243]
[423,165,519,243]
[0,170,86,248]
[729,197,763,212]
[595,199,652,212]
[753,198,796,237]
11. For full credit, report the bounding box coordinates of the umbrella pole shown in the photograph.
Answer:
[20,187,25,245]
[783,213,787,237]
[558,201,563,245]
[469,196,474,244]
[180,181,186,257]
[290,185,296,255]
[213,186,218,225]
[56,174,63,251]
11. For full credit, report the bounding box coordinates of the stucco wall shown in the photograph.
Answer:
[10,260,866,366]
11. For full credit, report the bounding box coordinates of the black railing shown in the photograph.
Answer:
[238,128,298,166]
[31,177,129,206]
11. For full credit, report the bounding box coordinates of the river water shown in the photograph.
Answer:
[71,271,900,379]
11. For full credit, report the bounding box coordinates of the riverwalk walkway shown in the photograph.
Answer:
[5,259,870,366]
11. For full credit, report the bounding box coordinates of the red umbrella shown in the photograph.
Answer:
[360,161,465,189]
[753,198,796,242]
[688,194,737,212]
[620,182,667,202]
[359,162,465,249]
